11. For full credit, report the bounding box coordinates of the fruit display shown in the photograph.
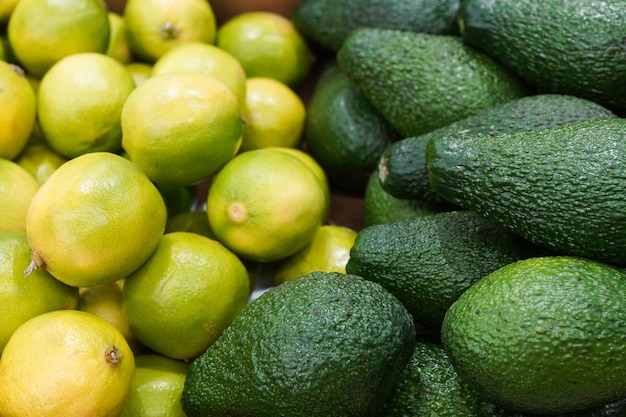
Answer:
[1,0,625,416]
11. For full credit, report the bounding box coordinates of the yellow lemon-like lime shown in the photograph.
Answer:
[122,232,250,360]
[216,11,311,88]
[0,231,78,354]
[165,210,215,239]
[0,0,19,25]
[271,146,332,221]
[120,354,189,417]
[78,281,145,354]
[0,310,135,417]
[25,152,167,288]
[273,225,358,285]
[16,144,68,184]
[151,41,247,105]
[7,0,109,78]
[37,52,136,159]
[239,77,306,152]
[123,0,216,63]
[207,148,326,262]
[126,61,153,86]
[0,157,39,232]
[121,72,243,186]
[0,60,36,160]
[106,11,133,64]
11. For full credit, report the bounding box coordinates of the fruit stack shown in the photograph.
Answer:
[0,0,625,416]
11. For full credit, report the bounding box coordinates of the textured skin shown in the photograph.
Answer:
[181,272,415,417]
[337,29,529,138]
[458,0,626,112]
[379,94,616,201]
[427,118,626,266]
[346,211,546,332]
[292,0,459,52]
[441,256,626,414]
[305,61,400,195]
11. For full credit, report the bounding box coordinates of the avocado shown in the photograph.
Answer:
[379,94,617,201]
[441,256,626,414]
[292,0,460,52]
[336,28,529,138]
[362,168,446,227]
[426,118,626,267]
[346,211,547,332]
[380,338,525,417]
[181,271,416,417]
[305,60,400,195]
[457,0,626,113]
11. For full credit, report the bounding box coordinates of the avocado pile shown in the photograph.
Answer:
[182,0,626,416]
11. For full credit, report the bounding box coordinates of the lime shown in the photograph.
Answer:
[0,60,36,160]
[0,157,39,232]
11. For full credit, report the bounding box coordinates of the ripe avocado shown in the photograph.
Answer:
[292,0,459,52]
[305,60,400,195]
[458,0,626,113]
[441,256,626,414]
[379,94,617,201]
[336,28,529,138]
[346,211,547,331]
[181,271,416,417]
[426,118,626,266]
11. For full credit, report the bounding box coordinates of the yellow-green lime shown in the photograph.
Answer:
[121,72,243,186]
[37,52,136,159]
[207,147,326,262]
[123,0,216,63]
[7,0,110,78]
[0,310,135,417]
[239,77,306,152]
[126,61,153,86]
[122,232,250,360]
[271,146,332,221]
[0,0,19,25]
[0,60,36,160]
[120,354,189,417]
[25,152,167,288]
[151,41,247,105]
[106,11,133,64]
[165,210,215,239]
[273,225,358,285]
[216,11,311,88]
[0,157,39,232]
[0,231,78,354]
[78,281,145,354]
[16,144,68,184]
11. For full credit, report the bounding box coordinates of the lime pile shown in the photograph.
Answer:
[1,0,626,416]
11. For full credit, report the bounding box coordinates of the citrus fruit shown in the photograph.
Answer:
[7,0,110,78]
[271,146,331,221]
[151,41,247,105]
[216,11,311,88]
[25,152,167,288]
[123,0,216,63]
[239,77,306,152]
[0,157,39,232]
[126,61,153,86]
[165,210,215,239]
[78,281,145,354]
[0,231,78,354]
[0,60,36,160]
[15,144,68,184]
[121,72,243,186]
[122,232,250,360]
[37,52,136,159]
[120,354,189,417]
[0,0,19,25]
[106,11,133,64]
[0,309,135,417]
[206,147,326,262]
[273,225,358,285]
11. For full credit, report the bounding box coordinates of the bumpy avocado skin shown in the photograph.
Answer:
[426,118,626,267]
[181,272,416,417]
